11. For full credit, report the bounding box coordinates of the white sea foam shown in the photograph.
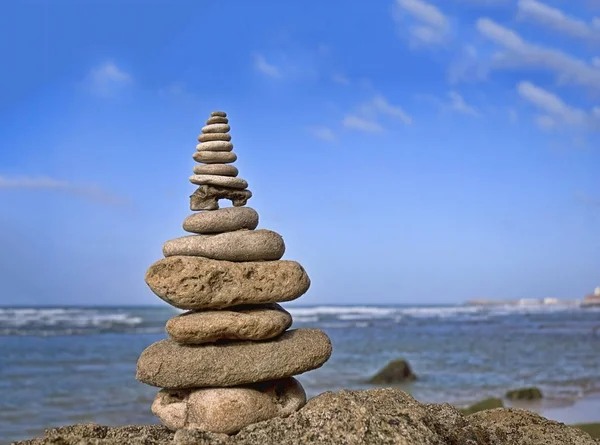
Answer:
[0,308,144,331]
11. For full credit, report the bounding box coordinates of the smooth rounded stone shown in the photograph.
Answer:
[166,304,292,344]
[211,111,227,117]
[202,124,230,134]
[193,151,237,164]
[145,256,310,310]
[182,207,258,234]
[193,164,238,177]
[162,229,284,261]
[190,185,252,211]
[206,116,228,125]
[197,132,231,142]
[152,378,306,434]
[189,175,248,190]
[136,329,333,388]
[196,141,233,152]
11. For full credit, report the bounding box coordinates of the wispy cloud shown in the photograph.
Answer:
[476,18,600,91]
[332,73,350,85]
[253,54,281,78]
[360,95,414,125]
[509,107,519,123]
[342,115,384,133]
[517,81,597,130]
[0,176,128,206]
[85,62,132,98]
[448,91,480,116]
[517,0,600,43]
[393,0,450,47]
[308,126,337,141]
[593,57,600,68]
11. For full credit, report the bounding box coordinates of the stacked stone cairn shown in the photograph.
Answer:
[136,111,332,435]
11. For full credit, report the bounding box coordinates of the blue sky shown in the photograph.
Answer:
[1,0,599,306]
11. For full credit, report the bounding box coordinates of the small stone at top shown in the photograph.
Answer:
[211,111,227,117]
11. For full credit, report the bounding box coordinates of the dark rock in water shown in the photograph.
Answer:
[369,359,417,384]
[14,389,597,445]
[461,397,504,415]
[506,387,543,401]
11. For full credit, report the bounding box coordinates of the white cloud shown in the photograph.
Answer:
[593,57,600,68]
[86,62,132,98]
[517,81,600,132]
[332,73,350,85]
[0,176,128,205]
[394,0,450,47]
[594,17,600,28]
[308,126,337,141]
[343,115,384,133]
[253,54,281,78]
[476,18,600,91]
[509,107,519,123]
[447,91,480,116]
[517,0,600,42]
[370,95,414,124]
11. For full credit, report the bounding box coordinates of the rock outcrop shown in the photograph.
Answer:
[15,389,598,445]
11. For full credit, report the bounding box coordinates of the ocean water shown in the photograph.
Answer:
[1,303,600,443]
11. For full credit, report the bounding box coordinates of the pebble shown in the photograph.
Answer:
[190,185,251,211]
[189,175,248,190]
[196,141,233,152]
[202,124,230,134]
[193,151,237,164]
[211,111,227,117]
[182,207,258,234]
[197,133,231,142]
[206,116,228,125]
[152,378,306,434]
[145,256,310,310]
[136,329,333,388]
[162,229,285,261]
[192,164,238,177]
[166,304,292,344]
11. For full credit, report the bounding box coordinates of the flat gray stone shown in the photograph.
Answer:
[189,175,248,190]
[193,164,238,177]
[202,124,230,134]
[136,329,333,388]
[152,378,306,434]
[206,116,228,125]
[193,151,237,164]
[166,304,292,344]
[162,229,284,261]
[198,133,231,142]
[196,141,233,152]
[190,185,252,210]
[145,256,310,310]
[183,207,258,234]
[211,111,227,117]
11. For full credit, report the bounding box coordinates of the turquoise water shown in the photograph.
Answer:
[1,304,600,443]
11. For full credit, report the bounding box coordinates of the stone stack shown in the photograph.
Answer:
[136,111,332,435]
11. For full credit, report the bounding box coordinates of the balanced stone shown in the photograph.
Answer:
[166,304,292,344]
[136,329,332,388]
[193,164,238,177]
[152,378,306,434]
[193,151,237,164]
[202,124,230,134]
[189,175,248,190]
[196,141,233,152]
[145,256,310,310]
[206,116,228,125]
[162,229,285,261]
[182,207,258,234]
[211,111,227,117]
[190,185,252,210]
[198,133,231,142]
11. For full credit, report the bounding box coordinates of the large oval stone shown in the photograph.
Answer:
[162,230,284,261]
[189,174,248,190]
[145,256,309,310]
[196,141,233,152]
[202,123,230,134]
[193,151,237,164]
[152,378,306,434]
[197,133,231,142]
[166,304,292,344]
[136,329,332,388]
[192,164,238,177]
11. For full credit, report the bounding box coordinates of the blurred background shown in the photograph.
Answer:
[1,0,599,443]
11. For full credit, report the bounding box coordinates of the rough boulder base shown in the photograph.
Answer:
[182,207,259,234]
[165,304,292,344]
[15,389,598,445]
[152,378,306,434]
[136,329,332,388]
[162,230,285,262]
[190,185,252,210]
